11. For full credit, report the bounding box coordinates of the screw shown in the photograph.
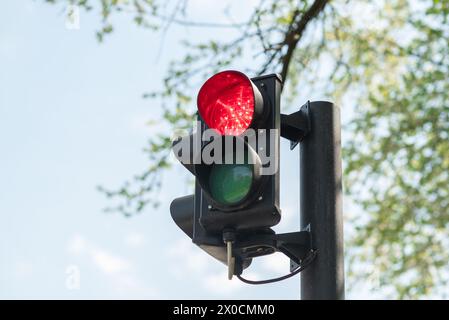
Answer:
[258,196,263,201]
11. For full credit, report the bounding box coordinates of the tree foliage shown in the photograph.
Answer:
[46,0,449,298]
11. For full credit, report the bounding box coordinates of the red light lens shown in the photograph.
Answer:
[197,71,255,135]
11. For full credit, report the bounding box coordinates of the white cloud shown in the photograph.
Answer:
[203,271,245,295]
[124,232,146,248]
[91,250,131,275]
[203,270,261,296]
[67,234,131,274]
[67,234,132,275]
[67,234,87,254]
[111,273,159,299]
[167,238,211,276]
[167,238,265,296]
[260,252,289,274]
[66,234,155,296]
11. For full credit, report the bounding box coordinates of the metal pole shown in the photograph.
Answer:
[300,101,344,300]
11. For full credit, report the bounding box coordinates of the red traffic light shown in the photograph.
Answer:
[197,70,263,136]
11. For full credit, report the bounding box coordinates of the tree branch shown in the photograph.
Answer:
[280,0,330,84]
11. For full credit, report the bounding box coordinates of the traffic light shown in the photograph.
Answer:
[171,70,314,281]
[193,70,281,234]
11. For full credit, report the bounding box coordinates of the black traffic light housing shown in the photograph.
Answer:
[194,74,282,239]
[171,71,314,278]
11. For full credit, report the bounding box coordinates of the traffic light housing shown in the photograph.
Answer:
[194,72,282,237]
[171,70,313,279]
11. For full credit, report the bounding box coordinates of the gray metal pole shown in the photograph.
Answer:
[300,101,345,300]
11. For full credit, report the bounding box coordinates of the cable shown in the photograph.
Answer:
[236,250,317,285]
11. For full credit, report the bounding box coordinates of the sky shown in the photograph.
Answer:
[0,0,365,299]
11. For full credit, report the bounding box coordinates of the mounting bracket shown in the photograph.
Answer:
[232,228,313,275]
[280,100,311,150]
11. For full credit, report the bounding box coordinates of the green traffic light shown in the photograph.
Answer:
[209,163,253,205]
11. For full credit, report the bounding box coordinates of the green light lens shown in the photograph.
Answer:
[209,164,253,205]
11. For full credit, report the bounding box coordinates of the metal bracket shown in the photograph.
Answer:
[280,100,311,150]
[232,229,313,275]
[290,224,312,272]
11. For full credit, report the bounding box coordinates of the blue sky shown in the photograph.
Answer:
[0,0,365,299]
